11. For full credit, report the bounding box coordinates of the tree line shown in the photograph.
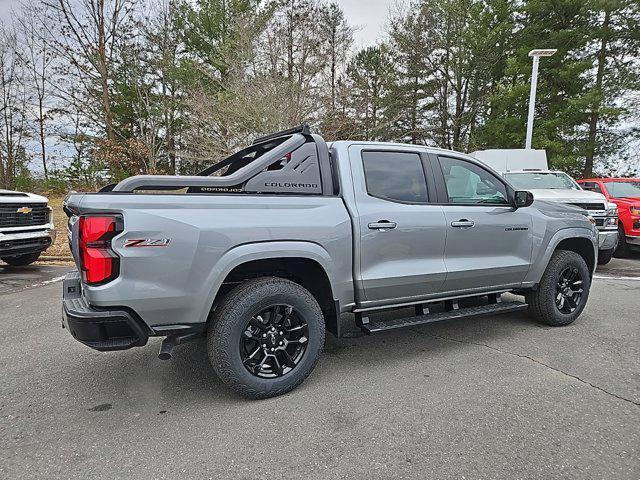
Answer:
[0,0,638,191]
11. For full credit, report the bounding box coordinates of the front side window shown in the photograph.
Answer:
[362,151,428,203]
[439,157,508,205]
[504,172,580,190]
[604,181,640,198]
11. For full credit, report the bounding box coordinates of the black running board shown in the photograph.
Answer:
[360,301,528,334]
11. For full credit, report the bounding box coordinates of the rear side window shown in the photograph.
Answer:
[581,182,603,194]
[362,151,428,203]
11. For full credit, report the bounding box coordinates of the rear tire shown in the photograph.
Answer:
[1,252,40,266]
[207,276,325,399]
[597,248,614,265]
[525,250,591,327]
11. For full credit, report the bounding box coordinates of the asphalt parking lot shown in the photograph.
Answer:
[1,258,639,479]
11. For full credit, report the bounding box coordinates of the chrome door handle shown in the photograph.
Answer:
[368,220,397,230]
[451,220,475,228]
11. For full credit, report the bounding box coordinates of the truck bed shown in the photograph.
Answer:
[65,192,354,330]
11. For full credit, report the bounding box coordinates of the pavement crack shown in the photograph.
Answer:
[412,328,640,408]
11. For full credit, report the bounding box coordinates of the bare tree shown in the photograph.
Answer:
[319,2,353,112]
[143,0,183,173]
[16,7,56,179]
[0,28,30,189]
[43,0,135,141]
[263,0,328,125]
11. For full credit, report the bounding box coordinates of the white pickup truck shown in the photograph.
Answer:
[472,150,619,265]
[0,189,55,266]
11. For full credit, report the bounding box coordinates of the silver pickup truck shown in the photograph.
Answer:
[62,126,598,399]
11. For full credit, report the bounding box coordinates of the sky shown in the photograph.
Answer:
[334,0,391,48]
[0,0,14,21]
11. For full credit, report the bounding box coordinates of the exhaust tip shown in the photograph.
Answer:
[158,336,176,360]
[158,351,172,361]
[158,331,202,361]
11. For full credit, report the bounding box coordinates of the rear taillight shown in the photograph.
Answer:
[78,215,123,285]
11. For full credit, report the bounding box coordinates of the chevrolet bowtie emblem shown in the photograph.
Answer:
[16,206,33,214]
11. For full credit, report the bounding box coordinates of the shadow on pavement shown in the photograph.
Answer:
[59,310,535,407]
[0,264,71,294]
[596,253,640,277]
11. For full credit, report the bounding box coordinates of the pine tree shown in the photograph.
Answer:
[345,45,395,141]
[386,4,435,144]
[478,0,601,174]
[581,0,640,176]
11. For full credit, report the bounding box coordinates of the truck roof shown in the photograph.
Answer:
[579,177,640,182]
[329,140,475,158]
[502,169,568,175]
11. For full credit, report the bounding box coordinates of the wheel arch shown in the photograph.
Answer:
[523,228,598,288]
[201,241,341,336]
[555,237,596,273]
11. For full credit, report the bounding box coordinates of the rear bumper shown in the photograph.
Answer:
[0,227,55,256]
[597,230,618,251]
[626,235,640,246]
[62,272,149,351]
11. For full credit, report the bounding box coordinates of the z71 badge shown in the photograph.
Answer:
[123,238,170,248]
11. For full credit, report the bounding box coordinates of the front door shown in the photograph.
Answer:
[436,155,533,292]
[350,145,448,305]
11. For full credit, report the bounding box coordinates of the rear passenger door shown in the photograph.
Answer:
[349,145,447,306]
[434,155,533,292]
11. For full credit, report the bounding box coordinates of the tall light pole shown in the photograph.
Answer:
[525,49,557,149]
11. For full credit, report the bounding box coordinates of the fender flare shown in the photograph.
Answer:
[524,227,598,286]
[198,240,337,323]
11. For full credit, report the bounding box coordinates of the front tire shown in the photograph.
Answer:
[526,250,591,327]
[1,252,40,266]
[614,225,628,258]
[207,277,325,399]
[597,248,614,265]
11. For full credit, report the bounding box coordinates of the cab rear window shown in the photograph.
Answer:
[362,151,428,203]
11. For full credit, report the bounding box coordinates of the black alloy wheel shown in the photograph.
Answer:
[555,267,584,314]
[240,304,309,378]
[208,276,325,399]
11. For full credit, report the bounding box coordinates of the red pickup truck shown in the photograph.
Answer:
[578,178,640,256]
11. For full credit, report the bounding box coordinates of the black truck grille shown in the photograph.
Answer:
[569,202,606,211]
[0,203,49,228]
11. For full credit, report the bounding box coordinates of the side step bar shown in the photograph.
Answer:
[359,301,528,335]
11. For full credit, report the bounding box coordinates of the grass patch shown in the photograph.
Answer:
[44,194,71,258]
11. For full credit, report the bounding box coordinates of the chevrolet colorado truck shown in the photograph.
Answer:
[62,126,598,399]
[1,189,55,266]
[578,178,640,257]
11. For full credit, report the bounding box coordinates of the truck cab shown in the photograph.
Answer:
[578,177,640,256]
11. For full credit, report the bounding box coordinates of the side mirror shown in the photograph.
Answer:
[514,190,534,208]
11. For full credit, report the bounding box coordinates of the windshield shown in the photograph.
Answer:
[504,172,579,190]
[604,181,640,198]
